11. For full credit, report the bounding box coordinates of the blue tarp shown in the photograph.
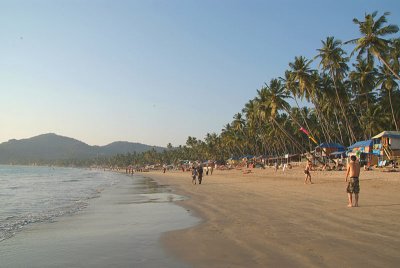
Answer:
[330,151,347,158]
[348,140,373,150]
[330,151,346,156]
[318,143,345,151]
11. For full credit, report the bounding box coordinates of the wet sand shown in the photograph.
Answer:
[0,174,199,268]
[146,166,400,268]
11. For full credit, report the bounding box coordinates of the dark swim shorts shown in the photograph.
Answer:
[347,177,360,194]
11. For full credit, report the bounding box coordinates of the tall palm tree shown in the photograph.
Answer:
[242,99,260,154]
[281,70,320,143]
[349,59,378,139]
[262,79,291,118]
[346,11,400,80]
[315,36,356,144]
[287,56,331,142]
[288,56,314,101]
[287,56,323,141]
[317,73,345,144]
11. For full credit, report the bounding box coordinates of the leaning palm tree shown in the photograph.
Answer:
[280,70,312,131]
[315,36,356,143]
[345,11,400,80]
[376,65,399,130]
[287,56,324,140]
[349,58,378,139]
[287,56,331,142]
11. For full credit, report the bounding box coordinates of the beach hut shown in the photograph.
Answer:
[347,140,377,166]
[226,156,240,166]
[316,143,345,156]
[371,131,400,161]
[315,142,345,162]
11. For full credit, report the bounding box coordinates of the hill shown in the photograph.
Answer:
[0,133,165,164]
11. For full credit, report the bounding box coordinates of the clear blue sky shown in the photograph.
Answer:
[1,0,399,147]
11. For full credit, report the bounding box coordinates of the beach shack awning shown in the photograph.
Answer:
[330,151,347,159]
[348,140,373,150]
[317,142,345,151]
[241,155,254,159]
[330,151,347,156]
[372,131,400,139]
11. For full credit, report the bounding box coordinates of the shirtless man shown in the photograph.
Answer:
[345,155,361,207]
[304,160,312,184]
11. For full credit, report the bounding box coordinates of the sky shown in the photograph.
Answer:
[1,0,399,147]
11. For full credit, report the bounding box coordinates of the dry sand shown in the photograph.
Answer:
[144,166,400,268]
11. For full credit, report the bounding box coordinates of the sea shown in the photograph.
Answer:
[0,165,116,242]
[0,165,199,267]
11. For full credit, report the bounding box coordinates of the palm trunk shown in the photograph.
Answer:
[333,110,345,145]
[330,68,356,144]
[388,89,399,131]
[377,54,400,81]
[305,88,331,142]
[293,94,313,134]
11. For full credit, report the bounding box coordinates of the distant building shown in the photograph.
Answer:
[372,131,400,161]
[315,143,346,157]
[347,140,377,166]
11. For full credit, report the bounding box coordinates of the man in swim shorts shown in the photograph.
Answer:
[304,160,312,184]
[345,155,361,207]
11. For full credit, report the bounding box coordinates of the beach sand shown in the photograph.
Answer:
[144,166,400,268]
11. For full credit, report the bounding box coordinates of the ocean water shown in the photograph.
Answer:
[0,165,117,241]
[0,165,199,267]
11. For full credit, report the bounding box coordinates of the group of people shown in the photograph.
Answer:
[304,155,361,207]
[188,156,361,207]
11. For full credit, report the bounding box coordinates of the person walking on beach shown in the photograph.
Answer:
[197,165,204,184]
[304,160,312,184]
[345,155,361,207]
[210,161,215,175]
[192,167,198,184]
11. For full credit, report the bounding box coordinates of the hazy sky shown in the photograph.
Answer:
[1,0,399,147]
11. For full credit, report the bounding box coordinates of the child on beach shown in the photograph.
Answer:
[304,161,313,184]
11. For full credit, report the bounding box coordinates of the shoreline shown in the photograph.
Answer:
[0,172,198,268]
[145,167,400,267]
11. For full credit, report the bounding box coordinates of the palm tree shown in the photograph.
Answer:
[349,59,378,139]
[376,65,399,130]
[242,99,261,154]
[287,56,321,139]
[315,36,356,144]
[346,11,400,80]
[280,70,315,137]
[287,56,332,143]
[317,73,345,144]
[262,79,291,118]
[361,104,388,137]
[288,56,314,101]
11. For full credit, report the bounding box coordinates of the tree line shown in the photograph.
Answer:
[45,11,400,168]
[168,11,400,163]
